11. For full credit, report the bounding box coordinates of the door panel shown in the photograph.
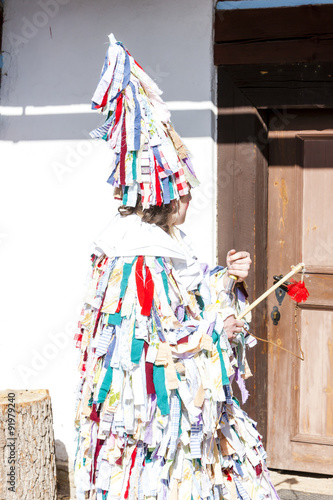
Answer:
[298,309,333,441]
[301,142,333,268]
[267,110,333,474]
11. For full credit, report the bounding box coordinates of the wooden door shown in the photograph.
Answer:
[267,109,333,474]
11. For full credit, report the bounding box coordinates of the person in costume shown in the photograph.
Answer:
[73,34,280,500]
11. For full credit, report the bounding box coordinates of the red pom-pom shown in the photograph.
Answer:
[287,279,309,303]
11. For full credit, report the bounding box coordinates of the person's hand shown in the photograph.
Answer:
[226,249,252,282]
[223,315,244,340]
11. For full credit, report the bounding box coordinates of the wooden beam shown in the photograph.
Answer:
[216,62,333,108]
[214,36,333,65]
[243,86,333,108]
[215,4,333,43]
[217,0,333,8]
[219,61,333,86]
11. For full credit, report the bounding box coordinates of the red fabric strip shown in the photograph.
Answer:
[119,114,127,185]
[99,84,110,109]
[92,438,104,483]
[114,93,123,126]
[115,298,122,313]
[115,452,123,466]
[177,335,189,345]
[124,446,138,499]
[141,264,154,316]
[145,362,155,394]
[90,404,100,423]
[125,48,144,71]
[109,93,123,141]
[135,256,154,316]
[139,182,145,205]
[93,300,105,338]
[154,158,162,206]
[135,256,145,309]
[144,342,155,394]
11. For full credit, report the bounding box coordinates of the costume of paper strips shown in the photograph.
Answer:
[73,34,280,500]
[73,219,280,500]
[89,33,199,209]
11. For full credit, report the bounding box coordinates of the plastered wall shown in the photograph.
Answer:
[0,0,216,462]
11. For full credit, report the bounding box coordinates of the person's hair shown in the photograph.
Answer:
[118,195,178,234]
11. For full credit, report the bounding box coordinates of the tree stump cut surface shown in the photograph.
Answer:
[0,389,57,500]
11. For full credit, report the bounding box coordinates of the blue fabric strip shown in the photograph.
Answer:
[90,115,115,139]
[103,335,116,368]
[152,146,173,176]
[153,305,165,342]
[210,265,225,276]
[109,46,131,105]
[91,49,109,110]
[106,154,120,185]
[161,178,170,205]
[122,51,131,89]
[129,82,141,151]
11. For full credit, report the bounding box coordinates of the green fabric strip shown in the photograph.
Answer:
[195,287,205,312]
[97,366,113,404]
[169,178,174,200]
[157,257,170,304]
[131,323,144,364]
[233,396,240,407]
[120,260,135,298]
[132,151,137,180]
[212,330,230,385]
[153,365,170,415]
[108,311,122,326]
[122,186,128,206]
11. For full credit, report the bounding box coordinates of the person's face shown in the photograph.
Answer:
[174,190,192,225]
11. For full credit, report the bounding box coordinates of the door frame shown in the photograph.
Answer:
[215,2,333,451]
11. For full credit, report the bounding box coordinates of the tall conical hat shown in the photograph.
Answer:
[90,33,199,209]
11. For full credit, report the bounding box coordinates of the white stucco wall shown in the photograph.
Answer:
[0,0,216,464]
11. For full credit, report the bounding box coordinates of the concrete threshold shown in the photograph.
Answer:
[270,469,333,497]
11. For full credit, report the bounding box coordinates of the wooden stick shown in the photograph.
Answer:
[237,262,305,321]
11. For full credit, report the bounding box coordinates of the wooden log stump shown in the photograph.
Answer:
[0,389,57,499]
